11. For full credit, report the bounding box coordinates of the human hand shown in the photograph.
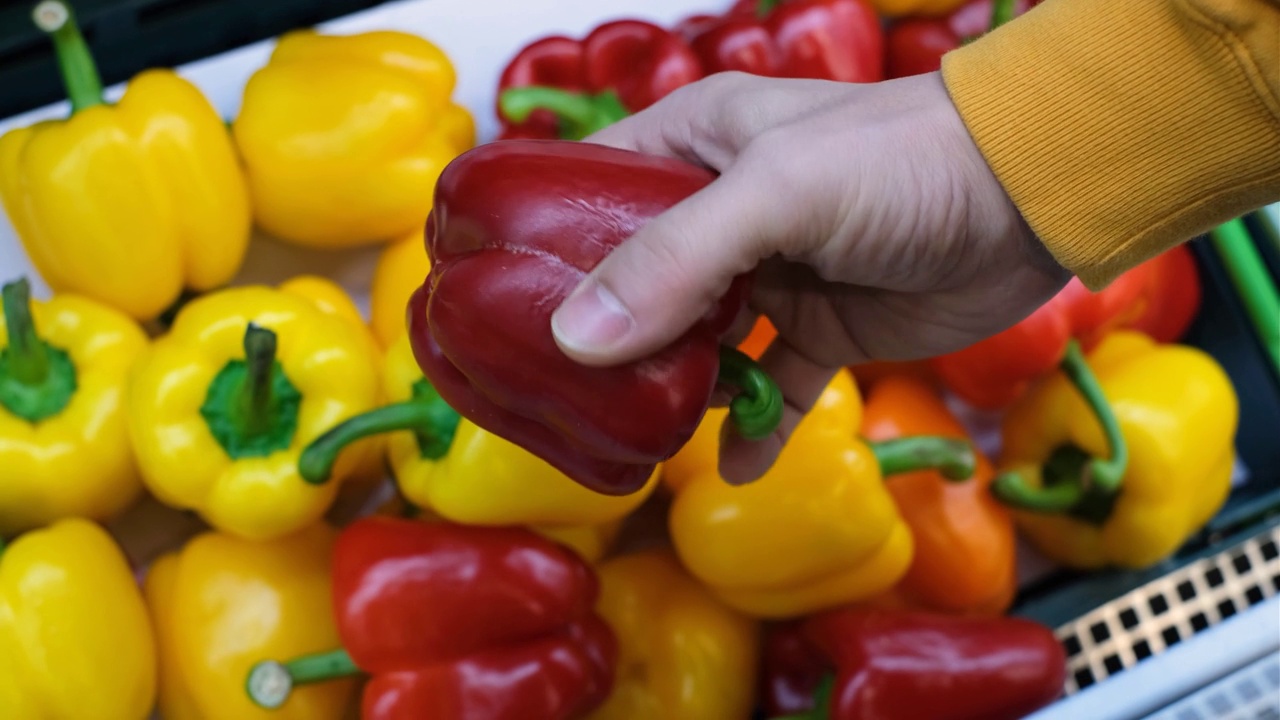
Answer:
[548,71,1071,483]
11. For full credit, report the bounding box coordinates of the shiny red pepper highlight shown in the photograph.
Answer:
[679,0,885,83]
[408,140,780,496]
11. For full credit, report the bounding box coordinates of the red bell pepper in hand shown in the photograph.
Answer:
[680,0,884,83]
[496,21,703,140]
[1127,245,1202,342]
[930,265,1151,410]
[885,0,1035,79]
[246,517,616,720]
[764,610,1067,720]
[408,140,783,496]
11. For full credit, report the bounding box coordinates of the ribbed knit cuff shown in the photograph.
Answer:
[941,0,1280,289]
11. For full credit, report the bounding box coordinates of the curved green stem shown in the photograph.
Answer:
[33,1,104,113]
[870,436,977,482]
[990,343,1129,524]
[717,345,784,441]
[991,470,1084,512]
[758,0,783,17]
[498,86,629,140]
[989,0,1017,30]
[2,279,47,385]
[246,649,362,709]
[1059,339,1127,493]
[298,382,460,485]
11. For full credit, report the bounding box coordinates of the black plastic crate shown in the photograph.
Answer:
[0,0,399,119]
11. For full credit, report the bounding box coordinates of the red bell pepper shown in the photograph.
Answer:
[885,0,1035,79]
[1127,245,1202,342]
[407,140,783,496]
[764,609,1067,720]
[929,265,1152,410]
[246,517,616,719]
[679,0,884,83]
[496,20,703,140]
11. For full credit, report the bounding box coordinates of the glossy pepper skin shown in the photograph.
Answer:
[233,29,475,248]
[248,517,616,720]
[127,284,381,540]
[860,375,1017,616]
[0,278,148,536]
[665,370,974,618]
[496,21,702,140]
[678,0,883,83]
[885,0,1036,78]
[1129,245,1202,343]
[0,1,250,321]
[930,267,1151,410]
[371,232,432,348]
[765,609,1067,720]
[299,333,660,532]
[994,331,1238,569]
[587,551,759,720]
[409,140,779,496]
[145,524,356,720]
[0,518,157,719]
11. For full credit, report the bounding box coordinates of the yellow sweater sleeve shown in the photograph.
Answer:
[941,0,1280,289]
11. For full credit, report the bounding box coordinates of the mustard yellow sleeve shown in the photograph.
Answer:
[941,0,1280,289]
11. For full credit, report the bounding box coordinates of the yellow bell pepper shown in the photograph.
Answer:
[993,331,1239,569]
[144,524,357,720]
[0,518,157,718]
[588,550,759,720]
[667,369,976,619]
[0,1,250,321]
[370,232,431,348]
[0,277,148,536]
[299,333,658,532]
[127,284,381,540]
[233,29,476,248]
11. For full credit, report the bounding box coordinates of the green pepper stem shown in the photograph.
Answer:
[717,345,784,441]
[498,86,630,140]
[236,324,278,439]
[758,0,783,17]
[990,341,1128,520]
[246,650,362,709]
[1058,339,1128,493]
[2,279,48,386]
[298,396,459,484]
[870,436,977,481]
[33,1,104,113]
[990,471,1084,512]
[989,0,1017,30]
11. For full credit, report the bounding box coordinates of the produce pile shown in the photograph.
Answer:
[0,0,1242,718]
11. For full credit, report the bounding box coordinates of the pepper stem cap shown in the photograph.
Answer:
[246,650,362,709]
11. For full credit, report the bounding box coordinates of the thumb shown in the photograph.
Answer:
[551,168,781,366]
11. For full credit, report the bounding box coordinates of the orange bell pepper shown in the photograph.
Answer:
[858,375,1017,616]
